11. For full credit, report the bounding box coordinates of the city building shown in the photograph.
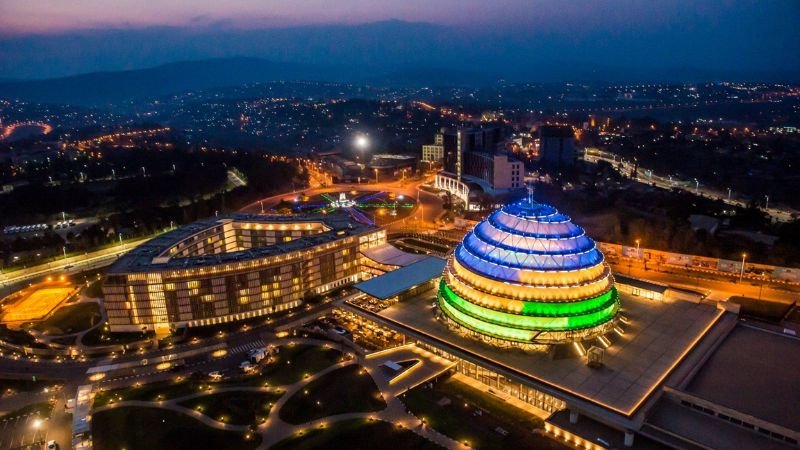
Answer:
[426,126,523,210]
[437,198,620,349]
[367,154,417,181]
[421,144,444,163]
[539,125,576,167]
[102,212,385,333]
[335,197,797,449]
[422,132,444,163]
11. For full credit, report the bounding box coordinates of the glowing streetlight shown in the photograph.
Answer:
[740,253,747,280]
[354,135,369,151]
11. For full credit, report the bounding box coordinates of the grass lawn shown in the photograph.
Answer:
[91,406,261,450]
[279,365,386,424]
[0,402,54,421]
[272,418,443,450]
[0,378,62,395]
[261,343,343,386]
[93,379,206,407]
[82,325,150,346]
[729,296,794,322]
[29,302,101,335]
[85,279,104,298]
[401,377,567,450]
[178,391,283,425]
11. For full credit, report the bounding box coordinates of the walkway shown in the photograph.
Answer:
[88,340,464,449]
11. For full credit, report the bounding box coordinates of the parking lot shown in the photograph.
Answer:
[0,412,52,450]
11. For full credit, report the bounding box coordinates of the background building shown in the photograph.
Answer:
[539,125,576,168]
[427,126,523,209]
[102,212,384,333]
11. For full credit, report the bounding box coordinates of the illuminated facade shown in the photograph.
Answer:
[437,198,620,347]
[103,212,385,333]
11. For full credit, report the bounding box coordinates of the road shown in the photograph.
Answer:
[0,238,152,289]
[584,149,798,222]
[239,175,445,230]
[609,257,799,303]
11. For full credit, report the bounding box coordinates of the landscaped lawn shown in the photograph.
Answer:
[279,365,386,424]
[0,378,62,395]
[729,295,793,321]
[178,390,283,425]
[93,379,206,407]
[85,279,104,298]
[271,418,443,450]
[401,376,567,450]
[29,302,101,335]
[260,343,343,386]
[82,324,150,346]
[0,402,54,421]
[91,406,261,450]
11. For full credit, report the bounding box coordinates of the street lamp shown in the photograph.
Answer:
[740,253,747,280]
[727,187,732,202]
[765,195,770,210]
[693,178,699,195]
[354,135,369,151]
[374,168,379,184]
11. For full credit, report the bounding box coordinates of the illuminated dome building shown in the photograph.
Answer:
[437,197,620,349]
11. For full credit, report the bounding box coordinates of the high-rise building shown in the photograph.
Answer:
[539,125,576,167]
[428,126,521,209]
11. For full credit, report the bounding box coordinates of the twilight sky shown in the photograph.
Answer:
[0,0,728,33]
[1,0,798,80]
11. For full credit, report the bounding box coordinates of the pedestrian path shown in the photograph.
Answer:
[228,339,266,355]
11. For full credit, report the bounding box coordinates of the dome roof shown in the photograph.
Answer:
[437,198,620,346]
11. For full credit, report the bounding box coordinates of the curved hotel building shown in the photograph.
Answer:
[438,197,620,348]
[102,212,384,333]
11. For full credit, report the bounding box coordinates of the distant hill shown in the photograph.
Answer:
[0,58,350,107]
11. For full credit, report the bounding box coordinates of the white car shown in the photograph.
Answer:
[47,441,59,450]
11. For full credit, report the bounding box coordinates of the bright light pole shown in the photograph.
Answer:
[765,195,770,210]
[693,178,699,195]
[354,134,369,152]
[62,246,67,259]
[374,168,379,184]
[727,187,732,202]
[740,253,747,280]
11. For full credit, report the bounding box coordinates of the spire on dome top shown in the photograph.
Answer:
[526,180,536,206]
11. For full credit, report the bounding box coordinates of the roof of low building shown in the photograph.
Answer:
[354,256,446,300]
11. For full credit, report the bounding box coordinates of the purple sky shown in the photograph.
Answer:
[0,0,741,34]
[1,0,798,80]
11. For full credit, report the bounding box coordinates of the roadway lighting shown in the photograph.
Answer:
[740,253,747,280]
[354,135,369,151]
[727,188,732,201]
[32,418,42,429]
